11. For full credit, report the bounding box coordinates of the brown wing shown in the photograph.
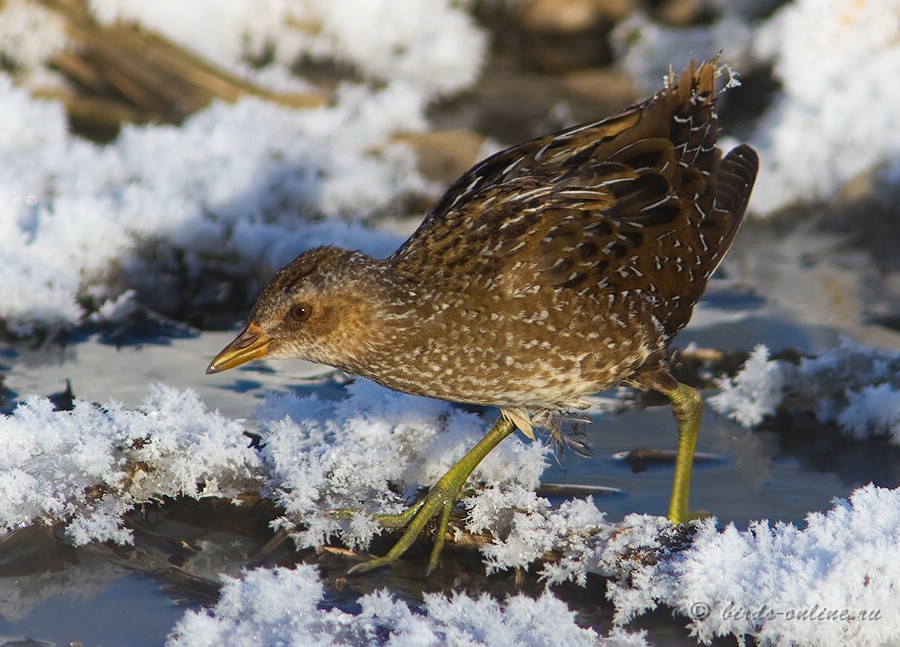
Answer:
[388,99,646,283]
[391,61,758,338]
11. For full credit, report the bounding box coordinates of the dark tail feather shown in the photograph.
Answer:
[716,144,759,222]
[711,144,759,261]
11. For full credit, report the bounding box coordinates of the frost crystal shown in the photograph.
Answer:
[0,385,261,544]
[605,486,900,646]
[255,379,550,551]
[709,345,784,427]
[709,339,900,445]
[168,564,634,647]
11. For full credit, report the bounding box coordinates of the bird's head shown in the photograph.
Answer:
[206,246,393,375]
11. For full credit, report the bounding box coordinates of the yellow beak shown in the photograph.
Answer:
[206,322,273,374]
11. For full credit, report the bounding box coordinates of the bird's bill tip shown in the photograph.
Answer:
[206,322,272,374]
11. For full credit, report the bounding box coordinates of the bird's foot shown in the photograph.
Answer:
[347,481,464,575]
[343,416,516,575]
[317,417,517,575]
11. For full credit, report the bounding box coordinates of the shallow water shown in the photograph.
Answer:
[0,571,185,647]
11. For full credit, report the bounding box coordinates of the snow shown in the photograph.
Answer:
[291,0,487,97]
[0,80,424,333]
[5,0,487,99]
[750,0,900,212]
[0,385,261,545]
[0,1,68,87]
[0,376,550,554]
[161,471,900,645]
[2,0,898,332]
[86,0,485,98]
[0,0,490,334]
[168,564,636,647]
[711,338,900,444]
[2,374,897,644]
[624,486,900,644]
[605,485,900,645]
[468,486,900,645]
[255,379,548,551]
[476,489,610,581]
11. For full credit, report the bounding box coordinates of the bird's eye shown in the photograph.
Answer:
[289,303,312,322]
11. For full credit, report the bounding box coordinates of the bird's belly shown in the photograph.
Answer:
[362,298,663,409]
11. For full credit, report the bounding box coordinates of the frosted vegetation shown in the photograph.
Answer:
[711,341,900,444]
[169,565,638,647]
[0,78,421,333]
[2,379,898,645]
[0,0,898,645]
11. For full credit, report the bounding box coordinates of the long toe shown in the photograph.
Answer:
[348,490,457,574]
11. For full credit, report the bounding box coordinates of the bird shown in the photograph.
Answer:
[207,59,759,574]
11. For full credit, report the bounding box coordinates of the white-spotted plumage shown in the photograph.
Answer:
[213,60,758,444]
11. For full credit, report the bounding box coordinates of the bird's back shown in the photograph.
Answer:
[391,60,758,342]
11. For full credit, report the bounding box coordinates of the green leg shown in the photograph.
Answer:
[348,417,516,575]
[661,382,703,524]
